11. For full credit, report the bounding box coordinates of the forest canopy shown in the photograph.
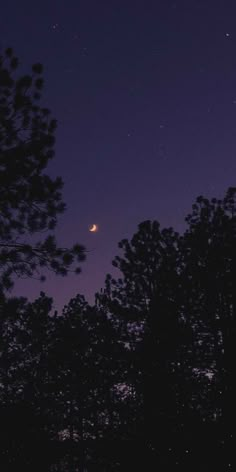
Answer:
[0,186,235,469]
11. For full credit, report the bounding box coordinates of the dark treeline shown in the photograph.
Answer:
[0,188,236,470]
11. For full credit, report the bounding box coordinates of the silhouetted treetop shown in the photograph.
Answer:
[0,48,85,290]
[100,220,179,316]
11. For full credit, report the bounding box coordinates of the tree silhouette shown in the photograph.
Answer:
[97,204,236,467]
[52,294,126,470]
[96,221,189,466]
[0,48,85,292]
[1,186,236,469]
[0,292,57,469]
[182,187,236,460]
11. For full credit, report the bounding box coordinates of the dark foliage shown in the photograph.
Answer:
[1,189,236,470]
[0,48,85,291]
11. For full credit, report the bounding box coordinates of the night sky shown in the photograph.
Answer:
[1,0,236,309]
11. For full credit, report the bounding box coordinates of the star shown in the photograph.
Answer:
[52,23,59,32]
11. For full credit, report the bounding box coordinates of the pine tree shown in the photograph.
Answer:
[0,48,85,291]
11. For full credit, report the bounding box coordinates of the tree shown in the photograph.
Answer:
[183,188,236,449]
[0,292,57,470]
[53,294,124,470]
[0,47,85,291]
[97,221,188,464]
[97,215,234,468]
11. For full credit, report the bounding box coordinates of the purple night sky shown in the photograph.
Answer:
[1,0,236,310]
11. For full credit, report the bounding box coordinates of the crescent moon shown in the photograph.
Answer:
[89,224,98,232]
